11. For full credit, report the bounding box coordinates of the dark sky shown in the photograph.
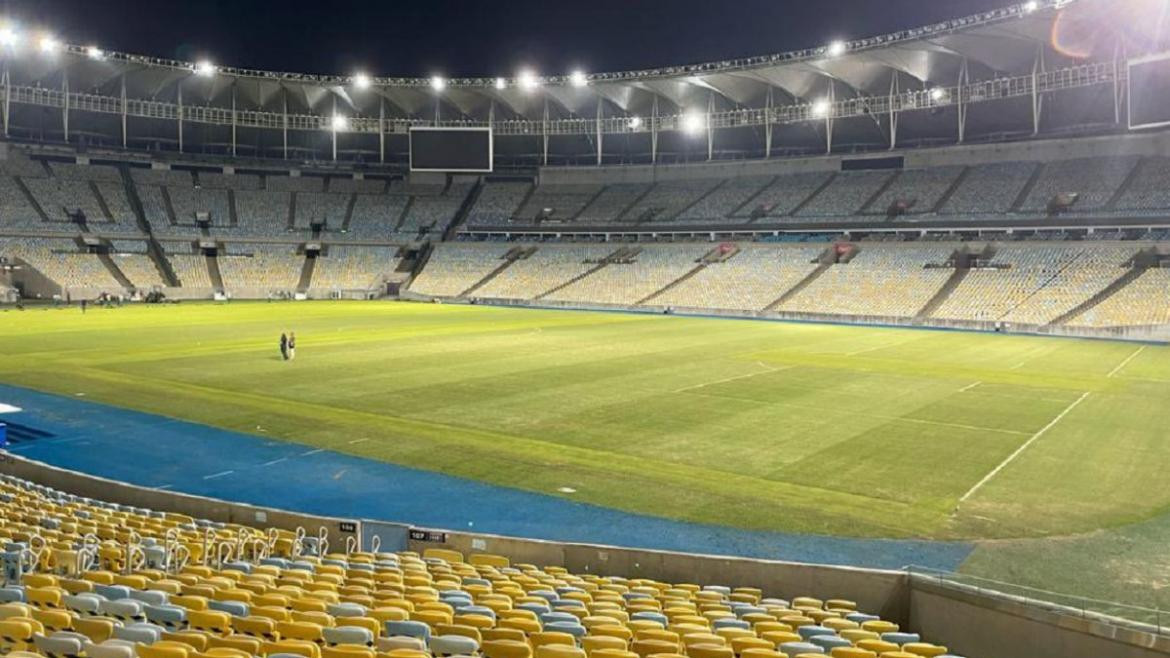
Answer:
[7,0,1011,78]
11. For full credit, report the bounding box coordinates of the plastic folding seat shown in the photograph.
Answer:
[828,648,876,658]
[855,639,898,654]
[810,636,852,652]
[0,617,44,652]
[113,621,164,644]
[901,643,948,657]
[385,619,431,642]
[208,599,249,617]
[323,624,376,647]
[163,630,211,652]
[535,645,587,658]
[280,620,327,644]
[72,616,117,643]
[779,641,824,656]
[130,590,171,606]
[797,626,835,641]
[27,586,65,609]
[34,631,86,658]
[188,609,232,635]
[378,650,430,658]
[582,634,628,655]
[730,636,773,655]
[145,603,188,630]
[881,632,920,645]
[206,634,263,655]
[136,640,194,658]
[0,602,32,620]
[860,621,897,635]
[377,636,427,653]
[545,620,587,637]
[430,633,480,656]
[100,598,145,622]
[265,638,324,658]
[740,649,787,658]
[839,630,879,643]
[82,638,137,658]
[193,649,253,658]
[589,649,638,658]
[322,647,376,658]
[688,644,735,658]
[712,618,750,631]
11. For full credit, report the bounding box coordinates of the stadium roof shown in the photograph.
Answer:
[0,0,1160,164]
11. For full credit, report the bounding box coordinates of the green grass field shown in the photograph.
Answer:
[1,301,1168,606]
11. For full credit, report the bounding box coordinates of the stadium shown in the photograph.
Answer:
[0,0,1169,656]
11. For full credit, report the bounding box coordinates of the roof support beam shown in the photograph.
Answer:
[889,74,899,150]
[1113,43,1125,125]
[177,84,184,153]
[282,88,289,160]
[2,66,8,137]
[764,87,773,158]
[542,97,549,166]
[231,83,238,157]
[596,97,603,166]
[62,71,69,143]
[379,96,386,164]
[651,95,659,164]
[120,74,127,149]
[1031,45,1045,135]
[332,96,338,162]
[825,81,835,155]
[706,92,714,161]
[958,59,969,144]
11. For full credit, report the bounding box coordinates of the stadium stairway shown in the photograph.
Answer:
[534,247,640,300]
[341,192,357,232]
[393,197,415,232]
[159,186,179,225]
[763,249,836,311]
[931,166,970,213]
[287,191,298,230]
[671,177,730,222]
[616,184,656,222]
[205,251,225,293]
[12,176,51,223]
[786,172,839,218]
[1010,163,1045,212]
[119,165,181,287]
[917,246,984,320]
[94,248,134,293]
[730,175,778,221]
[859,171,901,215]
[88,181,115,221]
[460,246,536,297]
[637,262,708,305]
[1105,157,1146,211]
[444,178,486,241]
[227,188,240,227]
[1048,251,1154,326]
[296,249,317,294]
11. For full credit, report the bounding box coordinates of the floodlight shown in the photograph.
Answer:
[430,75,445,92]
[826,40,847,57]
[811,99,831,118]
[354,73,372,89]
[195,60,216,77]
[0,26,19,47]
[1022,1,1039,13]
[569,70,588,88]
[628,116,643,129]
[86,46,104,60]
[930,87,948,102]
[495,77,507,90]
[38,35,59,54]
[681,111,706,135]
[331,114,349,131]
[518,69,539,91]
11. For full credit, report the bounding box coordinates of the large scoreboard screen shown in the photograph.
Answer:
[409,127,493,172]
[1129,53,1170,131]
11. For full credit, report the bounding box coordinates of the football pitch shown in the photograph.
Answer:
[1,300,1168,607]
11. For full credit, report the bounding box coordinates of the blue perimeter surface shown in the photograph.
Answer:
[0,382,973,571]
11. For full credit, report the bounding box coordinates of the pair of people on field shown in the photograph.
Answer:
[279,331,297,361]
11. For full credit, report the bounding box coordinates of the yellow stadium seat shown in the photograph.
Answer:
[535,645,587,658]
[830,648,877,658]
[482,638,534,658]
[687,644,735,658]
[136,641,193,658]
[901,644,948,657]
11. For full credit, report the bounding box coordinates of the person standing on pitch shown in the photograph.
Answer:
[280,332,289,361]
[288,332,296,360]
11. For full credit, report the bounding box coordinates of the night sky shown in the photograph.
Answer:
[3,0,1011,78]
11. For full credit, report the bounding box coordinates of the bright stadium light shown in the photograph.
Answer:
[38,34,59,54]
[494,77,507,90]
[331,114,349,131]
[826,40,847,57]
[811,99,831,118]
[86,45,105,60]
[430,75,446,92]
[353,73,372,89]
[1022,1,1039,13]
[518,69,539,91]
[0,26,19,48]
[930,87,948,103]
[628,116,643,129]
[195,60,216,77]
[569,70,588,88]
[681,111,706,135]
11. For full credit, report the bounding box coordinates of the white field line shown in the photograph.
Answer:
[957,391,1091,505]
[348,438,370,445]
[1108,345,1147,378]
[673,363,792,394]
[300,449,325,457]
[846,342,904,357]
[202,470,234,480]
[958,381,983,393]
[261,457,287,467]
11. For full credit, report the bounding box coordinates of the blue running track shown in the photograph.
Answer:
[0,383,972,571]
